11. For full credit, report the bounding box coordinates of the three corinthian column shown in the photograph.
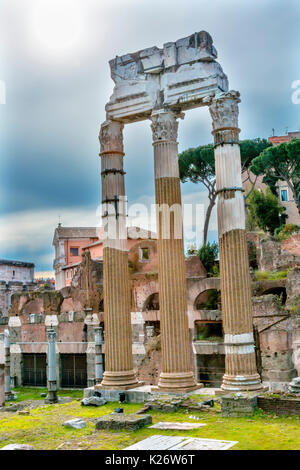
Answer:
[98,94,261,393]
[208,91,263,391]
[150,110,198,392]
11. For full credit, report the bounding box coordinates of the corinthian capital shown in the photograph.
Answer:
[46,328,57,342]
[206,90,240,131]
[99,120,124,154]
[150,110,182,142]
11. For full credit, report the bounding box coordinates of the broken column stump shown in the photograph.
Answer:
[221,392,259,417]
[95,413,152,431]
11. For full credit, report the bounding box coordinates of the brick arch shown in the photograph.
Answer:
[134,279,159,312]
[186,277,221,328]
[187,277,220,310]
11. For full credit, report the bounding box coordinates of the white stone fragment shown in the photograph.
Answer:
[149,422,206,430]
[1,444,34,450]
[170,437,238,450]
[125,435,238,450]
[63,418,86,429]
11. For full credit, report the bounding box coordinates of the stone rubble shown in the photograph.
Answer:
[63,418,86,430]
[288,377,300,394]
[81,396,107,407]
[1,444,34,450]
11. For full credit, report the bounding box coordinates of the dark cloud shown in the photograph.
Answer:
[0,0,299,270]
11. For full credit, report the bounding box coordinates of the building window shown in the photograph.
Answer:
[12,270,15,277]
[66,271,68,279]
[70,247,79,257]
[140,247,149,262]
[281,189,288,202]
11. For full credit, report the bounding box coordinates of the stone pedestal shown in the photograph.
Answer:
[150,110,197,392]
[221,392,259,417]
[208,91,263,392]
[97,120,138,390]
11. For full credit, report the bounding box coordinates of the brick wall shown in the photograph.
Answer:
[257,396,300,415]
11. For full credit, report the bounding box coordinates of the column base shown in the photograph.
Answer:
[221,373,265,392]
[44,392,58,404]
[95,370,142,390]
[5,392,15,401]
[156,371,200,393]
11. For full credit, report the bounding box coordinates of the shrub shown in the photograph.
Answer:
[254,270,288,281]
[274,224,300,242]
[197,241,219,273]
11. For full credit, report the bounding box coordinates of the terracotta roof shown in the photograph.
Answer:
[82,226,157,249]
[53,226,101,245]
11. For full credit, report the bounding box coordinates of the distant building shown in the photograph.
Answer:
[268,131,300,145]
[53,224,158,288]
[53,225,99,290]
[268,131,300,225]
[0,260,35,318]
[0,260,34,283]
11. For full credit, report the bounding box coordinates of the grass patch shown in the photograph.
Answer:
[1,389,300,450]
[254,270,288,281]
[8,387,83,403]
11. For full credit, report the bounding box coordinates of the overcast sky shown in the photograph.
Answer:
[0,0,299,274]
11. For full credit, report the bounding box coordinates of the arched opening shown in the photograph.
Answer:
[195,321,223,342]
[194,320,225,387]
[261,287,287,305]
[145,320,160,337]
[195,289,221,310]
[144,293,160,311]
[99,299,104,312]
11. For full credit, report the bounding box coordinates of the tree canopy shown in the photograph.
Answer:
[179,138,271,244]
[250,138,300,214]
[247,187,287,234]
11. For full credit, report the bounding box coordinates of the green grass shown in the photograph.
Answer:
[254,270,288,281]
[1,388,300,450]
[8,387,83,403]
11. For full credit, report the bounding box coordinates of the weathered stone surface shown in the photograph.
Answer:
[170,437,238,450]
[106,32,228,123]
[81,396,107,406]
[1,444,34,450]
[63,418,86,429]
[149,421,206,430]
[221,393,258,417]
[258,237,300,272]
[95,413,152,431]
[125,435,237,450]
[288,377,300,393]
[286,267,300,308]
[145,394,184,412]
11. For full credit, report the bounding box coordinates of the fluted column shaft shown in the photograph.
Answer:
[46,328,58,403]
[94,327,104,384]
[97,119,138,390]
[208,91,263,391]
[4,329,12,400]
[151,110,197,392]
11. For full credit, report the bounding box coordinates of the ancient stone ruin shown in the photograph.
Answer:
[98,31,263,392]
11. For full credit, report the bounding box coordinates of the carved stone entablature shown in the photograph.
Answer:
[150,110,181,142]
[105,31,229,122]
[99,120,124,154]
[206,90,240,132]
